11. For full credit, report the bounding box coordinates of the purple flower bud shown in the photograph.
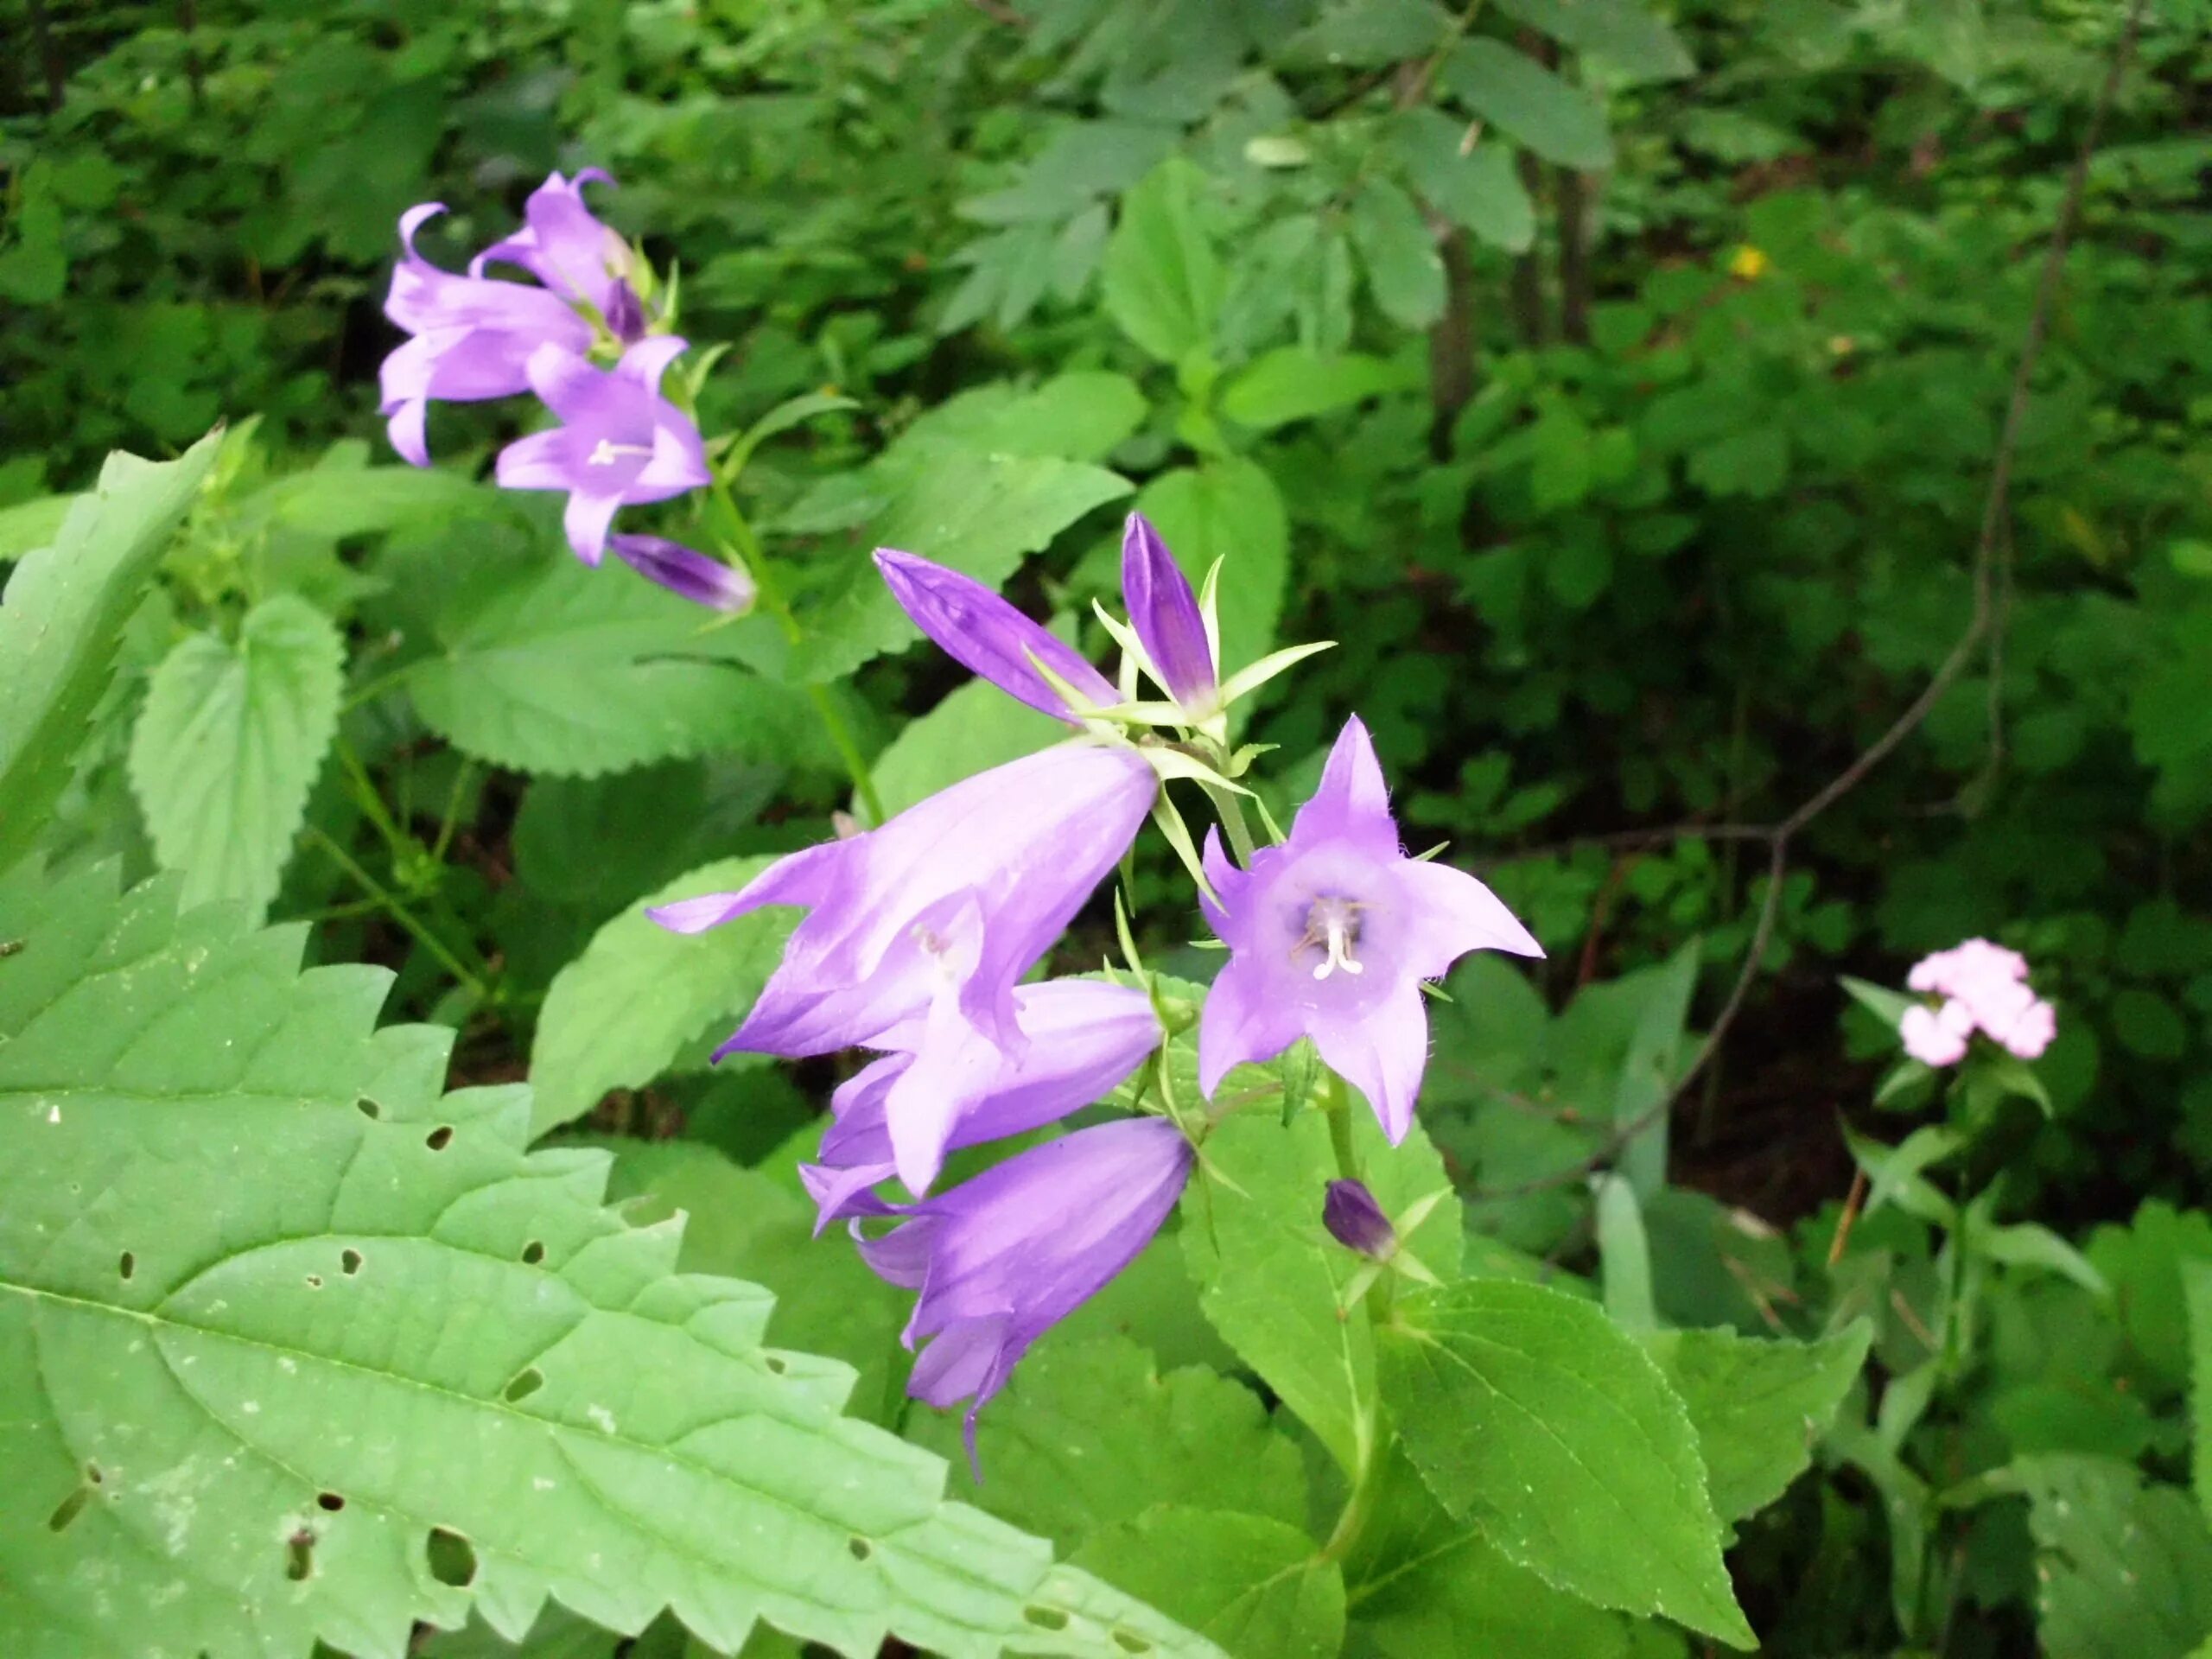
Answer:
[472,168,641,327]
[494,338,709,565]
[608,534,753,613]
[849,1116,1194,1466]
[874,549,1119,722]
[602,279,649,345]
[801,979,1161,1223]
[1322,1179,1395,1258]
[1121,512,1217,708]
[379,203,594,467]
[650,744,1156,1133]
[1199,716,1542,1142]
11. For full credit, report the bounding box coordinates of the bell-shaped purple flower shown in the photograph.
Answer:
[473,168,646,335]
[1322,1179,1396,1259]
[802,979,1161,1216]
[1121,512,1217,709]
[379,203,594,467]
[1198,715,1542,1141]
[652,741,1155,1093]
[495,338,710,565]
[610,533,754,613]
[874,549,1119,722]
[855,1116,1194,1460]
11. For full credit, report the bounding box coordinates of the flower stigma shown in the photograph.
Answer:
[1298,895,1365,982]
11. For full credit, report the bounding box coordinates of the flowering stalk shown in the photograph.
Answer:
[1319,1067,1390,1564]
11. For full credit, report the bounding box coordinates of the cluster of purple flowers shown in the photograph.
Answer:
[380,172,749,612]
[657,515,1542,1457]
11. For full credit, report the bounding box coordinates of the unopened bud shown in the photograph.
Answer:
[1323,1179,1395,1259]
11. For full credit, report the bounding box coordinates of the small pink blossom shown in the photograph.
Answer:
[1899,938,2056,1065]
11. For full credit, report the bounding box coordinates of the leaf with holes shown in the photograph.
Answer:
[126,594,344,919]
[0,433,218,876]
[529,856,798,1135]
[0,860,1221,1659]
[1376,1279,1754,1647]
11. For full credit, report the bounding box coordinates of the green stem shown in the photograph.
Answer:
[306,826,486,998]
[334,737,414,863]
[1202,779,1259,867]
[697,473,886,826]
[1319,1067,1394,1565]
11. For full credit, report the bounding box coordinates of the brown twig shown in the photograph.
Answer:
[1466,0,2144,1202]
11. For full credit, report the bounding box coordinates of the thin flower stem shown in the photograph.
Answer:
[340,658,423,715]
[305,825,486,997]
[333,736,415,862]
[1201,779,1259,867]
[1319,1067,1393,1566]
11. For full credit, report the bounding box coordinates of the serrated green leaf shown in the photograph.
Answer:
[907,1334,1307,1557]
[1643,1322,1871,1523]
[1220,349,1417,432]
[1101,159,1224,365]
[1070,1509,1341,1659]
[2016,1455,2212,1659]
[126,594,343,918]
[788,450,1131,685]
[1350,178,1446,329]
[1377,1279,1754,1647]
[530,856,797,1135]
[1441,39,1615,169]
[410,554,836,778]
[0,861,1219,1659]
[1493,0,1695,81]
[902,373,1149,464]
[868,677,1067,819]
[0,433,219,875]
[1182,1108,1461,1475]
[1132,461,1287,685]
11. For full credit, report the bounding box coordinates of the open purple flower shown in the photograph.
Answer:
[495,338,709,564]
[609,533,753,613]
[473,168,646,337]
[379,204,594,467]
[854,1116,1193,1462]
[1122,512,1217,710]
[802,979,1160,1218]
[1198,715,1541,1141]
[652,742,1155,1101]
[875,550,1118,721]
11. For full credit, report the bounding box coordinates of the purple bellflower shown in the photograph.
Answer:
[379,203,594,467]
[495,338,710,565]
[1121,512,1217,710]
[473,168,647,338]
[1199,715,1542,1141]
[1323,1179,1396,1259]
[852,1116,1194,1462]
[874,550,1118,721]
[801,979,1161,1224]
[651,744,1156,1169]
[608,533,754,613]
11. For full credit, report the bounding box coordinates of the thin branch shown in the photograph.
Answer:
[1467,0,2145,1202]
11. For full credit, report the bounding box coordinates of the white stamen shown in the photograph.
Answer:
[1296,896,1365,982]
[586,439,652,467]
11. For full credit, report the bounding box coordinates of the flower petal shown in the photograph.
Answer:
[1307,983,1430,1142]
[1393,856,1545,975]
[1121,512,1217,706]
[1289,715,1398,852]
[874,548,1117,721]
[1198,957,1304,1096]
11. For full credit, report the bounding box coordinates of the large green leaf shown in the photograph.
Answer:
[1349,178,1446,330]
[409,555,836,779]
[1071,1509,1342,1659]
[1391,109,1536,252]
[0,493,73,565]
[0,861,1217,1659]
[126,594,344,918]
[2187,1260,2212,1519]
[1376,1279,1754,1647]
[906,1334,1308,1557]
[1182,1108,1460,1476]
[1220,349,1420,433]
[2017,1456,2212,1659]
[1643,1323,1872,1524]
[1101,159,1224,365]
[530,856,797,1136]
[785,448,1131,685]
[1130,461,1288,683]
[1492,0,1694,81]
[0,433,219,875]
[1441,40,1615,169]
[901,372,1149,464]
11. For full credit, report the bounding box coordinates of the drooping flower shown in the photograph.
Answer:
[651,741,1156,1113]
[495,338,710,564]
[472,168,647,337]
[1198,715,1542,1141]
[874,549,1117,721]
[1901,938,2056,1064]
[1322,1179,1396,1259]
[801,979,1160,1219]
[852,1116,1193,1460]
[379,203,594,467]
[609,533,754,613]
[1121,512,1217,711]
